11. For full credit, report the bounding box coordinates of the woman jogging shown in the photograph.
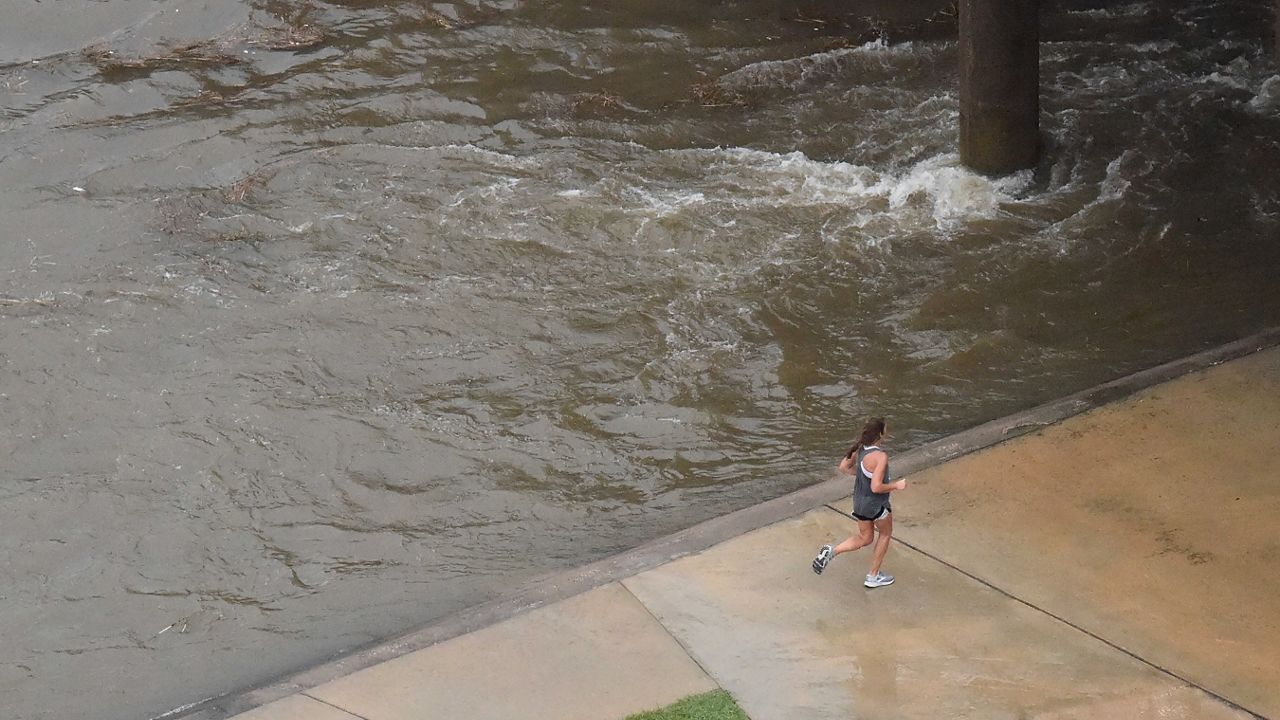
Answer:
[811,417,906,588]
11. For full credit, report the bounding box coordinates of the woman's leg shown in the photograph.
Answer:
[812,520,874,574]
[834,521,875,556]
[867,512,894,576]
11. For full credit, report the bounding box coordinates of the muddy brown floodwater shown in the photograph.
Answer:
[1,1,1278,718]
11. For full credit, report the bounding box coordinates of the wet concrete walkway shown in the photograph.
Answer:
[214,336,1280,720]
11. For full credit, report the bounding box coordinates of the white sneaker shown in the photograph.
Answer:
[864,572,894,588]
[812,545,834,575]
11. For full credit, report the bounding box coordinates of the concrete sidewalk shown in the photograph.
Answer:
[219,337,1280,720]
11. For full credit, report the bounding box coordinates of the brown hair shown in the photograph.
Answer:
[844,417,886,459]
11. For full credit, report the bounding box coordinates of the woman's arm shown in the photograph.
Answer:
[868,452,907,493]
[837,455,858,476]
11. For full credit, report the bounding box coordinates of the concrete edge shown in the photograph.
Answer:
[168,326,1280,720]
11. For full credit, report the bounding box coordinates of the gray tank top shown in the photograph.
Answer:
[852,446,891,519]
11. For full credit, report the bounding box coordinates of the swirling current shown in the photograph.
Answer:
[1,1,1278,718]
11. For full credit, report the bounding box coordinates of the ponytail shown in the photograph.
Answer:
[844,417,886,459]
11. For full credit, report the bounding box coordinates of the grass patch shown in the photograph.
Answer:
[625,690,749,720]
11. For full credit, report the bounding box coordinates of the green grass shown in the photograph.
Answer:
[624,690,749,720]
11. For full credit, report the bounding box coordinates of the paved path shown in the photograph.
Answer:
[221,341,1280,720]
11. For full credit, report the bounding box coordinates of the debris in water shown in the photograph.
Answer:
[689,82,748,108]
[82,22,327,76]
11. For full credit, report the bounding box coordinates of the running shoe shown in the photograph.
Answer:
[864,572,894,588]
[812,545,834,575]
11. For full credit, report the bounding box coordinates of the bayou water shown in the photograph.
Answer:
[2,1,1278,718]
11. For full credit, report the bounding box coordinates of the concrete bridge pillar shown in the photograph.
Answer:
[959,0,1040,174]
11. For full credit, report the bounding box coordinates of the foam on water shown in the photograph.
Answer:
[715,38,920,93]
[879,154,1032,228]
[1248,75,1280,113]
[647,147,1028,233]
[1065,2,1154,19]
